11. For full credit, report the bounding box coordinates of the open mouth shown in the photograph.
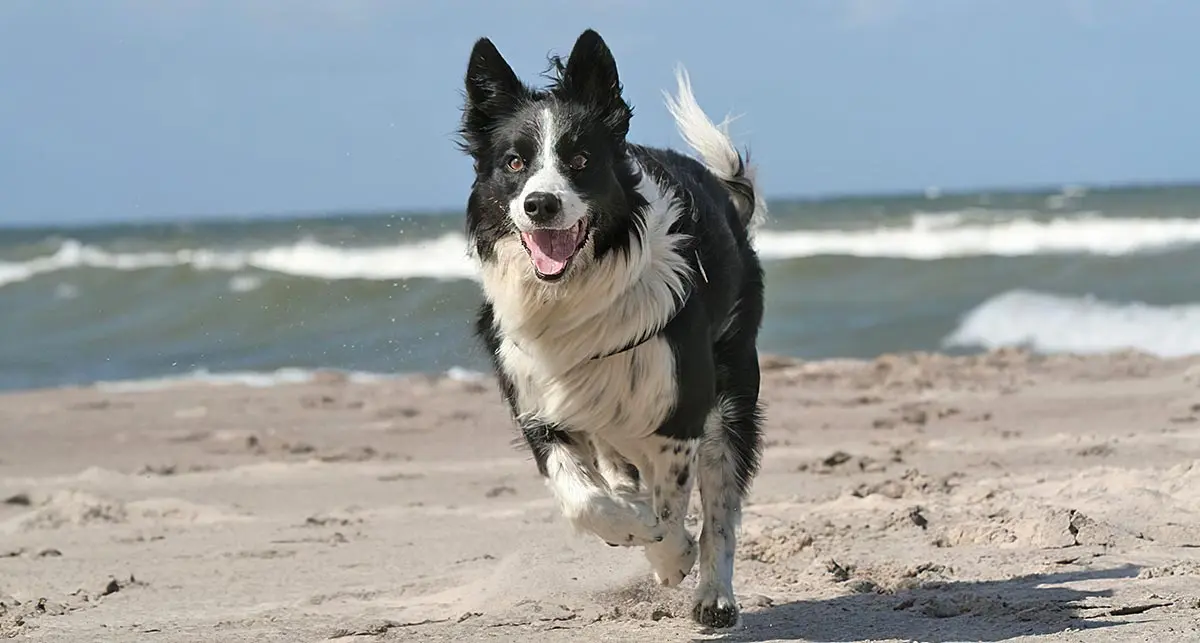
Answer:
[518,218,589,281]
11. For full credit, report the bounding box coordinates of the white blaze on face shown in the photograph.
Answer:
[506,108,591,279]
[507,108,588,232]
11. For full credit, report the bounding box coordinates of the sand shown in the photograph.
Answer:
[2,349,1200,642]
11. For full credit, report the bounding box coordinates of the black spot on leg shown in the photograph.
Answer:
[660,444,670,454]
[674,444,683,455]
[676,464,690,487]
[624,462,641,488]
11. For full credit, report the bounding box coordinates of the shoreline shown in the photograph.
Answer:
[3,346,1195,398]
[3,349,1200,641]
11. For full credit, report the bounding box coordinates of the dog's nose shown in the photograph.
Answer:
[523,192,562,224]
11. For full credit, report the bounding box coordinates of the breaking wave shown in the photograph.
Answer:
[944,289,1200,358]
[5,214,1200,289]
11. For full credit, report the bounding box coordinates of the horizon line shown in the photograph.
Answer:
[2,176,1199,231]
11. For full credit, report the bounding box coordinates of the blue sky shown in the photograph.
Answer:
[1,0,1197,225]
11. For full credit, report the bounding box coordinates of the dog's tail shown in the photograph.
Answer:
[662,66,766,233]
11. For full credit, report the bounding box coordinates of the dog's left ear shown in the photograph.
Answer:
[560,29,632,139]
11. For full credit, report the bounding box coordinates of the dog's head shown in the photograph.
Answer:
[458,29,638,283]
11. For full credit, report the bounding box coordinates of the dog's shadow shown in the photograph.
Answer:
[706,566,1143,643]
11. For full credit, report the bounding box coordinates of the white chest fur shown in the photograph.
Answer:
[499,336,677,440]
[478,158,692,440]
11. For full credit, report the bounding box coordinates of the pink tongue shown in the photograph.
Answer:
[521,228,579,276]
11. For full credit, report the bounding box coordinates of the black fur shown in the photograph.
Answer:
[630,144,765,493]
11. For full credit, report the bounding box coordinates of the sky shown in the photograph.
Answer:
[0,0,1197,225]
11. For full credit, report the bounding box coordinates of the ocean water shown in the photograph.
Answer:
[3,183,1200,392]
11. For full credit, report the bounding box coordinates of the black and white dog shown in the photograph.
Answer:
[457,29,766,629]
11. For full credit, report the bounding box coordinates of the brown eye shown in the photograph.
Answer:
[506,155,525,172]
[569,154,588,171]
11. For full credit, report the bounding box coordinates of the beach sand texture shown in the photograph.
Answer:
[3,349,1200,642]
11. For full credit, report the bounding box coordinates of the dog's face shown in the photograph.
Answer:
[458,30,636,283]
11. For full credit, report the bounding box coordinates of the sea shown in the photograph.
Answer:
[3,182,1200,393]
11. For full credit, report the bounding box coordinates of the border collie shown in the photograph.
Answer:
[457,29,766,629]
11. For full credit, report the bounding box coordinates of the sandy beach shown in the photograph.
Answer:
[3,349,1200,642]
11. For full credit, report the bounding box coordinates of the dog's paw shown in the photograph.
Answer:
[646,531,697,587]
[569,494,665,547]
[611,496,667,546]
[692,582,739,629]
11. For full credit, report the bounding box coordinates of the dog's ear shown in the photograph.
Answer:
[460,38,525,156]
[465,37,522,110]
[559,29,632,139]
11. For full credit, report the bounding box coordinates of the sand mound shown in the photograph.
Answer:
[0,489,248,533]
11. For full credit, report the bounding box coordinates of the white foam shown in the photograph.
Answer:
[445,366,488,383]
[90,366,482,392]
[246,236,476,280]
[753,214,1200,260]
[6,214,1200,290]
[943,289,1200,358]
[228,274,263,293]
[94,367,330,392]
[0,234,477,288]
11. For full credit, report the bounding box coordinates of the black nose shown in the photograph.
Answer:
[523,192,561,223]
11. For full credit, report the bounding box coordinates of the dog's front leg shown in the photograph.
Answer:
[523,422,665,546]
[637,437,699,587]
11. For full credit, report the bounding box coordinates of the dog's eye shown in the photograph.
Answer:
[506,156,525,172]
[569,154,588,171]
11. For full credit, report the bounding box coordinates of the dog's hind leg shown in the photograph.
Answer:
[523,421,666,546]
[691,344,764,628]
[692,396,761,628]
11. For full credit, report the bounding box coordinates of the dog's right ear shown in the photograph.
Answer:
[459,38,525,159]
[463,38,523,125]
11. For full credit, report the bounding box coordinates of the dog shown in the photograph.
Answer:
[456,29,766,629]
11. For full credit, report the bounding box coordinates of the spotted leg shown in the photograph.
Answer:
[633,436,699,586]
[692,393,763,629]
